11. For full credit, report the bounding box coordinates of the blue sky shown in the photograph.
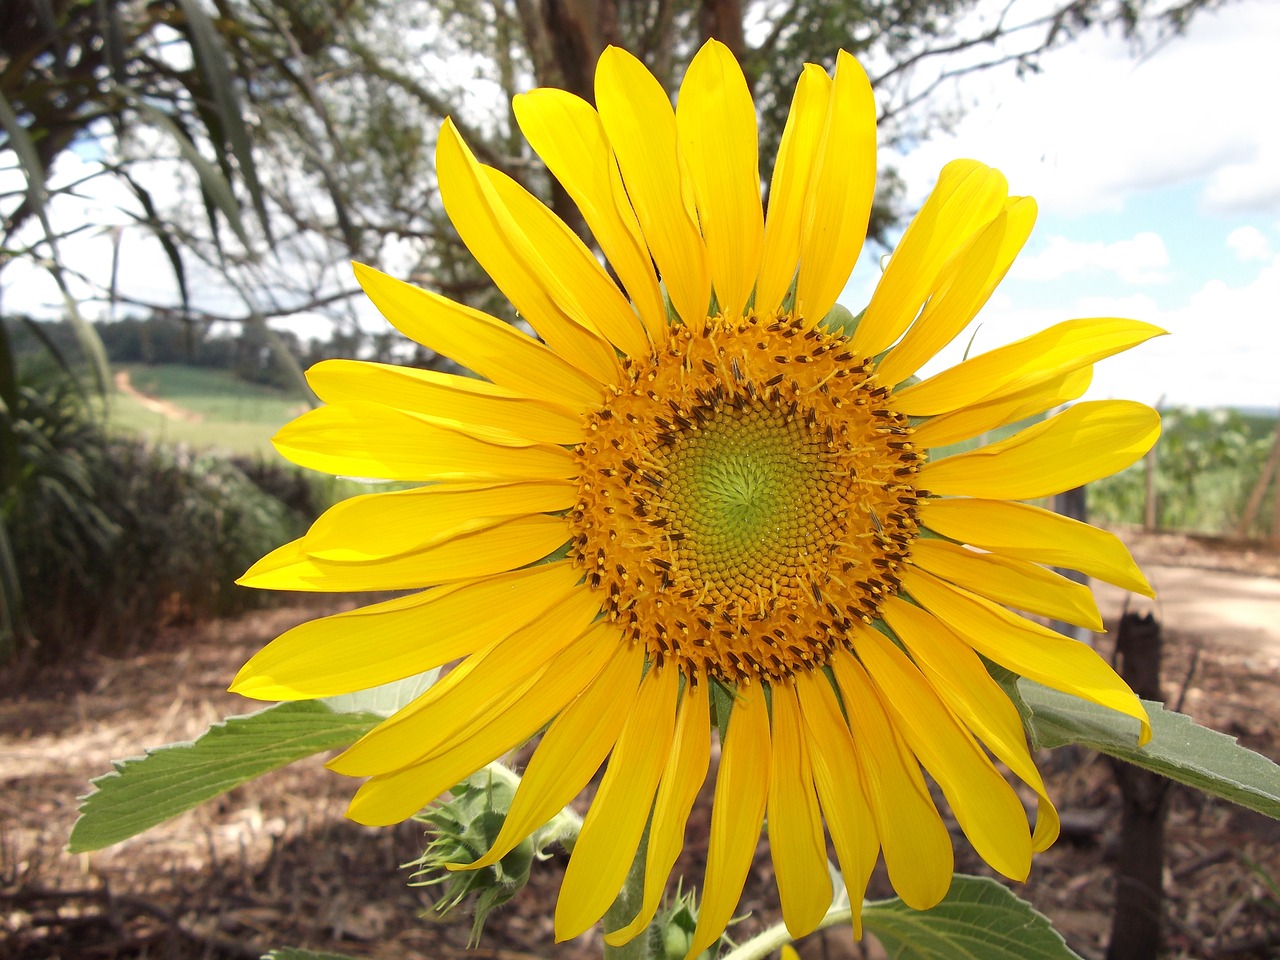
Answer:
[852,0,1280,410]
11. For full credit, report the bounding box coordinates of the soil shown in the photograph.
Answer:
[113,371,203,423]
[2,529,1279,960]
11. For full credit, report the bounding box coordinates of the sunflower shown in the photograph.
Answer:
[233,40,1161,953]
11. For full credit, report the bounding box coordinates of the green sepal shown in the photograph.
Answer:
[820,303,860,338]
[410,770,536,946]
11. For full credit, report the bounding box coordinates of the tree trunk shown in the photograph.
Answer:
[1238,416,1280,538]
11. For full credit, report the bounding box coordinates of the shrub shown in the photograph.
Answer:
[2,323,316,665]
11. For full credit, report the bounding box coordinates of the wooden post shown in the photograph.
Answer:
[1051,486,1090,643]
[1106,612,1170,960]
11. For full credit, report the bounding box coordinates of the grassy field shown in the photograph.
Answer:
[107,364,311,456]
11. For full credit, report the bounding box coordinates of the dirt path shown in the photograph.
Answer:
[1096,565,1280,662]
[1096,528,1280,663]
[114,369,204,422]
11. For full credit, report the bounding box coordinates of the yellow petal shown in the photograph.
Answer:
[793,670,877,937]
[596,46,710,325]
[352,261,604,412]
[459,621,641,871]
[330,585,600,776]
[437,122,620,384]
[830,650,953,909]
[756,64,832,318]
[894,317,1166,416]
[343,619,625,826]
[230,561,581,699]
[909,538,1103,631]
[676,39,763,319]
[851,623,1032,882]
[306,359,586,445]
[484,164,650,359]
[557,664,680,940]
[796,52,876,324]
[903,567,1151,743]
[237,514,566,591]
[513,88,666,341]
[883,596,1060,851]
[919,496,1154,597]
[273,401,576,482]
[300,480,575,563]
[685,682,771,960]
[911,367,1091,450]
[853,161,1008,359]
[876,196,1037,386]
[605,679,711,946]
[920,400,1161,499]
[768,680,834,938]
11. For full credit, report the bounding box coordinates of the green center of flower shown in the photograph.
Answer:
[569,313,924,684]
[651,401,833,607]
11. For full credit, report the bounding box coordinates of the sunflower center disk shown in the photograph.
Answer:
[570,314,924,684]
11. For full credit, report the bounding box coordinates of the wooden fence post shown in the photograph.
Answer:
[1106,612,1170,960]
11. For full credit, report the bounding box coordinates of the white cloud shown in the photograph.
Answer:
[918,253,1280,410]
[892,0,1280,216]
[1226,225,1273,262]
[1203,139,1280,216]
[1012,232,1170,284]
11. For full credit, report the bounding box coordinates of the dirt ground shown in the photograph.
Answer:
[2,529,1279,960]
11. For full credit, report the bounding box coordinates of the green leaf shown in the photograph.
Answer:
[125,97,253,249]
[176,0,272,243]
[264,950,365,960]
[862,875,1083,960]
[321,666,440,718]
[119,171,191,319]
[1021,680,1280,819]
[68,702,378,853]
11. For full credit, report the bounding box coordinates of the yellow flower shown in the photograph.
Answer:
[233,40,1161,953]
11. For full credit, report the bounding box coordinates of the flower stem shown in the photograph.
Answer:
[719,904,853,960]
[602,825,652,960]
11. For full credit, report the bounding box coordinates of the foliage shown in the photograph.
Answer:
[11,434,313,662]
[1,0,270,263]
[71,667,443,852]
[860,876,1084,960]
[1020,681,1280,819]
[0,317,114,656]
[68,701,383,852]
[1090,406,1277,535]
[3,0,1233,346]
[1,324,318,664]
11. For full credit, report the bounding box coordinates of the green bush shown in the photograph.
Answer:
[9,432,315,663]
[2,320,319,664]
[1089,407,1277,535]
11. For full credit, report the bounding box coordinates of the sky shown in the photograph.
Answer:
[4,0,1279,410]
[846,0,1280,410]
